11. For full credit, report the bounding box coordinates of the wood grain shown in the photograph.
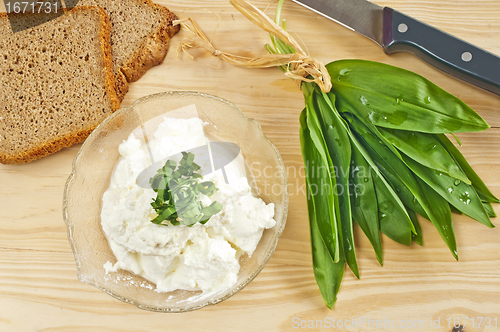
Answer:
[1,0,499,331]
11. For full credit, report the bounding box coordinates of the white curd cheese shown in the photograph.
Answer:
[101,116,276,295]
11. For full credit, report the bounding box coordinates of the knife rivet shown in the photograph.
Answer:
[398,23,408,33]
[461,52,473,62]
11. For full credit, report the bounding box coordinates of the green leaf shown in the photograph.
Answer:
[349,116,460,257]
[201,201,224,223]
[158,178,170,202]
[328,107,415,248]
[482,202,497,218]
[164,160,176,169]
[345,116,415,248]
[436,134,500,203]
[198,181,217,196]
[346,114,462,257]
[341,114,415,243]
[414,177,458,260]
[403,155,494,228]
[343,113,429,219]
[151,206,176,225]
[306,178,345,309]
[149,152,222,227]
[450,204,463,215]
[300,108,340,263]
[346,114,417,238]
[327,60,490,133]
[350,145,383,265]
[374,163,429,220]
[351,114,402,159]
[406,207,423,246]
[306,84,359,278]
[379,128,470,184]
[372,172,412,246]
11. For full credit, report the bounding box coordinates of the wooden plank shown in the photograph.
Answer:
[0,0,499,331]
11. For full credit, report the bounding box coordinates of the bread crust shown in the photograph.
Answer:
[0,126,95,164]
[114,69,130,102]
[95,6,122,112]
[0,7,121,164]
[96,4,130,103]
[118,1,180,88]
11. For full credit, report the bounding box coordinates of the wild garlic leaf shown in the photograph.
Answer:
[347,113,415,248]
[347,113,417,235]
[379,128,470,184]
[200,201,224,224]
[327,60,490,133]
[346,114,417,246]
[483,202,497,218]
[306,178,345,310]
[149,152,222,227]
[299,108,340,263]
[407,207,423,246]
[349,121,460,256]
[403,155,494,228]
[346,123,430,220]
[338,107,416,251]
[347,120,461,255]
[341,114,414,237]
[350,145,383,265]
[436,134,500,203]
[414,177,458,260]
[372,172,413,246]
[307,84,359,278]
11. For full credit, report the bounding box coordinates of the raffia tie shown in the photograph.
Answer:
[173,0,332,93]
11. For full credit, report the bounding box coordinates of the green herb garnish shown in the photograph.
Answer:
[149,152,223,227]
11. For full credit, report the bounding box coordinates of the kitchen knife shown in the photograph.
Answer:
[291,0,500,96]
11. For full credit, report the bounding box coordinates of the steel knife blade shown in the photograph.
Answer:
[291,0,500,96]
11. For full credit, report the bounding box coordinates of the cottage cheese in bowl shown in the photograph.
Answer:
[100,116,276,296]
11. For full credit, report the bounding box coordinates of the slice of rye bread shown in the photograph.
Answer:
[73,0,180,100]
[0,7,121,164]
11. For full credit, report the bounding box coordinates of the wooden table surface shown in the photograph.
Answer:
[1,0,499,331]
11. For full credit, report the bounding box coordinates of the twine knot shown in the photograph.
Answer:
[173,0,332,93]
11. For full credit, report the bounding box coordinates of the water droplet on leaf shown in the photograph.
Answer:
[459,192,471,205]
[368,112,381,123]
[339,68,350,76]
[379,200,395,214]
[423,144,437,152]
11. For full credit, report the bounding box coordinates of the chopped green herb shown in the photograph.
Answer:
[149,152,223,227]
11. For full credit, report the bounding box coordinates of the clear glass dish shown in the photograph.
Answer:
[62,91,288,312]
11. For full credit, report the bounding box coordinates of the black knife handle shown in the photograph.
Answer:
[382,7,500,96]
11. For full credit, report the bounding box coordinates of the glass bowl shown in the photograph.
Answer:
[62,91,288,312]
